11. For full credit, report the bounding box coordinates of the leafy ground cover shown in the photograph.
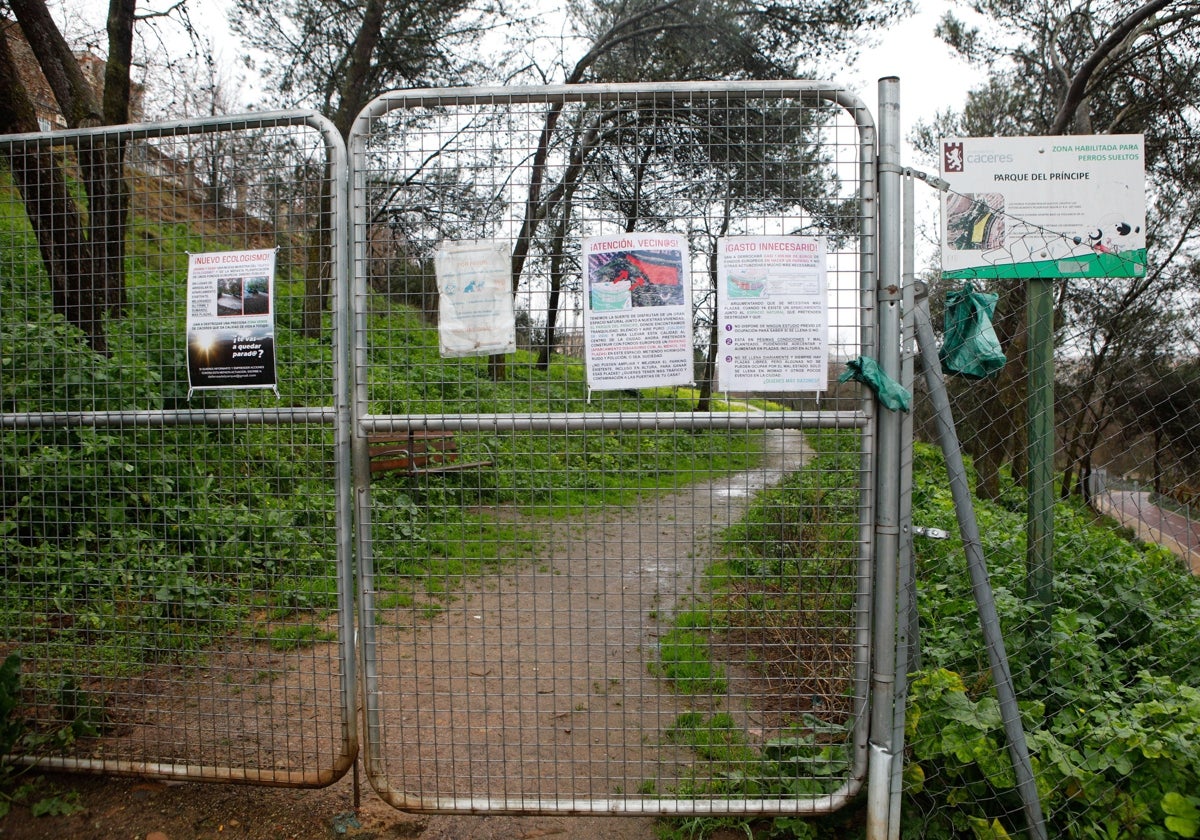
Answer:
[901,442,1200,840]
[656,438,1200,839]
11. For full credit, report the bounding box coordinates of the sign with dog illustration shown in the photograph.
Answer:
[939,134,1145,280]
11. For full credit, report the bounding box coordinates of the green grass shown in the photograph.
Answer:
[655,628,728,695]
[263,624,338,651]
[1,178,765,685]
[666,712,755,763]
[361,304,762,513]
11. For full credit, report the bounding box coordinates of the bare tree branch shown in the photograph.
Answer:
[1048,0,1175,134]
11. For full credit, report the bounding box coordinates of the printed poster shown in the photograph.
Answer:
[186,248,278,395]
[434,239,516,357]
[940,135,1146,279]
[716,236,829,392]
[583,233,692,391]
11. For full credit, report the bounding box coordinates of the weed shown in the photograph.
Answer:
[265,625,338,651]
[655,629,727,695]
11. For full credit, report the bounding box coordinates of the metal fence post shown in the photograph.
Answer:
[888,169,918,840]
[867,75,903,840]
[1026,278,1055,681]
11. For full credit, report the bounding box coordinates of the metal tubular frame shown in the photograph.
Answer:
[3,82,900,815]
[348,80,881,816]
[0,110,358,786]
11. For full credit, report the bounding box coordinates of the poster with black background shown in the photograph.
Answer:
[185,249,278,395]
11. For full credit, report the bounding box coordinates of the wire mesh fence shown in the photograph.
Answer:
[10,78,1193,838]
[901,166,1200,839]
[0,112,357,785]
[349,82,879,815]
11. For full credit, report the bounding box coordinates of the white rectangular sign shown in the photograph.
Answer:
[716,236,828,392]
[582,233,693,391]
[939,135,1146,280]
[434,240,517,358]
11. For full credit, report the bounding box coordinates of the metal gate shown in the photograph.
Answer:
[349,81,880,815]
[0,111,357,785]
[2,85,886,812]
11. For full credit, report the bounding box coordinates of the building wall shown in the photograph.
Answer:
[2,17,62,130]
[2,16,144,130]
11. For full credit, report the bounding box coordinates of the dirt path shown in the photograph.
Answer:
[365,429,813,809]
[2,430,811,840]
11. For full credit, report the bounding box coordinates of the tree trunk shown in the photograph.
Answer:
[330,0,385,138]
[538,214,572,372]
[298,0,384,342]
[694,318,719,412]
[6,0,137,351]
[696,237,720,412]
[96,0,137,318]
[964,279,1029,499]
[0,23,106,352]
[303,214,330,339]
[695,206,732,412]
[499,101,567,381]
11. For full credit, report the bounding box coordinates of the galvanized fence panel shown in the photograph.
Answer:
[0,112,357,785]
[349,82,879,815]
[901,169,1200,839]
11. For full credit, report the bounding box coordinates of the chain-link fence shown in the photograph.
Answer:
[349,81,881,816]
[0,112,358,785]
[899,165,1200,839]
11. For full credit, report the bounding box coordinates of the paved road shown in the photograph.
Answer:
[1093,490,1199,574]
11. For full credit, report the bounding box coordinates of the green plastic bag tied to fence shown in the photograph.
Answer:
[838,356,911,412]
[940,282,1006,379]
